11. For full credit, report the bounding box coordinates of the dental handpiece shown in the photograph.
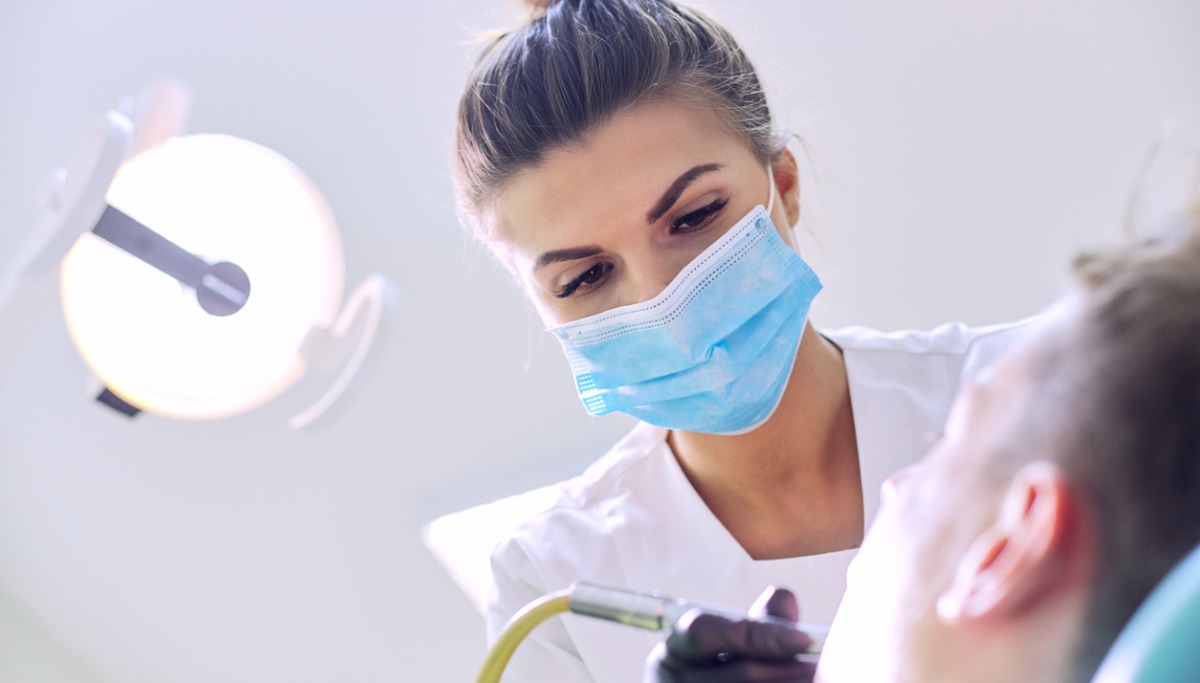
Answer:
[567,580,827,658]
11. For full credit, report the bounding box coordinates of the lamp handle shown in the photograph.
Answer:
[289,274,395,430]
[0,110,133,377]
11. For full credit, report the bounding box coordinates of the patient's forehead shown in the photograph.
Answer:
[947,296,1087,462]
[932,307,1062,447]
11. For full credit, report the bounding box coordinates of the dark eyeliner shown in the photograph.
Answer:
[556,278,584,299]
[671,198,729,233]
[556,263,610,299]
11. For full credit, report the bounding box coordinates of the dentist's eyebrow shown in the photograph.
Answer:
[534,246,603,272]
[532,163,723,273]
[645,163,723,224]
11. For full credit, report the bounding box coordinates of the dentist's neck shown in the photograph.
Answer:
[667,322,862,560]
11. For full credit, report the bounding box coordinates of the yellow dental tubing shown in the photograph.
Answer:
[474,580,827,683]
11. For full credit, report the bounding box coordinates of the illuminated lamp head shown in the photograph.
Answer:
[60,134,345,420]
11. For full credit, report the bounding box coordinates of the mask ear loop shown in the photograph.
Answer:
[765,161,802,250]
[765,162,776,215]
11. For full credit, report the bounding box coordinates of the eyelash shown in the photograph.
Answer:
[554,198,730,299]
[556,262,612,299]
[671,198,729,233]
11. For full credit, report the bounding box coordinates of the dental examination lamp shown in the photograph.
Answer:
[0,82,391,428]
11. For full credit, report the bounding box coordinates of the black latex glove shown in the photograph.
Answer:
[644,587,817,683]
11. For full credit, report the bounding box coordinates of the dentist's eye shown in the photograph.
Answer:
[556,262,613,298]
[671,198,728,234]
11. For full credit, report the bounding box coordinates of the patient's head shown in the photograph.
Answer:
[818,215,1200,683]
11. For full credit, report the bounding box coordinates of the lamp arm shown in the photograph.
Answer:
[0,110,133,377]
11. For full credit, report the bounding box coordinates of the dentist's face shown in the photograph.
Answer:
[816,336,1042,682]
[485,99,797,327]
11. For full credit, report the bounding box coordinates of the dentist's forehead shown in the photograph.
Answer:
[487,100,758,249]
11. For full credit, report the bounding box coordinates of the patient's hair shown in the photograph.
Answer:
[452,0,786,241]
[1018,210,1200,680]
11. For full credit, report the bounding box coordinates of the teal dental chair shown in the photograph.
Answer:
[1091,542,1200,682]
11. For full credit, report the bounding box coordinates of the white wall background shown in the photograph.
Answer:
[0,1,1196,682]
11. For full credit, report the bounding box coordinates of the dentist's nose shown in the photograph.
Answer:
[622,252,681,307]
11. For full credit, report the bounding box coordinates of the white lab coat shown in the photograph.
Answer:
[423,320,1034,683]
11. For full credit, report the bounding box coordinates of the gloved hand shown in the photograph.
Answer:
[644,587,817,683]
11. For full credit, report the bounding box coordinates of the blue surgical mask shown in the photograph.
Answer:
[548,168,822,434]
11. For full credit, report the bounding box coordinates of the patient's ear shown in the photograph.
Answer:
[936,462,1077,624]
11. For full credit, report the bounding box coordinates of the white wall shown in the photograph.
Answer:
[0,1,1196,682]
[0,592,106,683]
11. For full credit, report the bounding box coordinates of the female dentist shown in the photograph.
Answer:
[443,0,1031,681]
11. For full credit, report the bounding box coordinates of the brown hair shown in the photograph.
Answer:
[1014,210,1200,681]
[452,0,786,240]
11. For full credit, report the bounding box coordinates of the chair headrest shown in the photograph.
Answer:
[1091,543,1200,682]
